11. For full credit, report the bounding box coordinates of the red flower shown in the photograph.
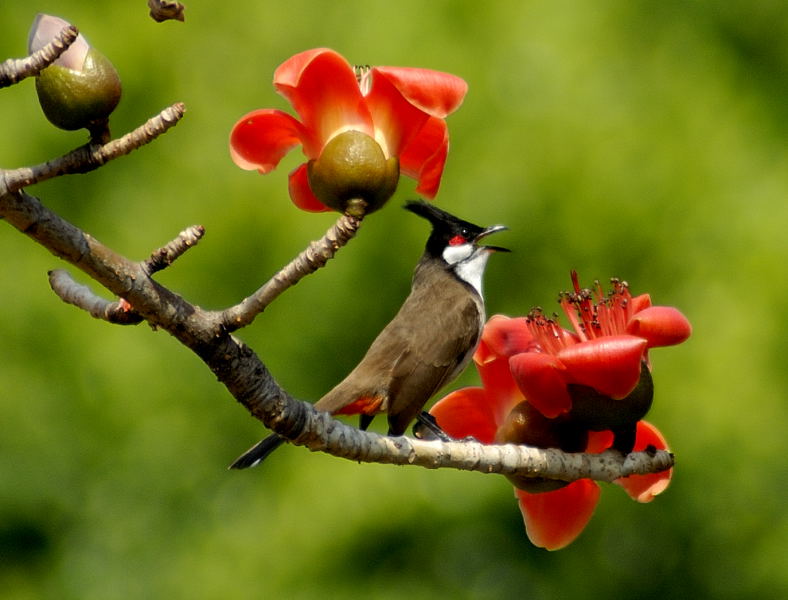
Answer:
[229,48,467,214]
[510,272,691,419]
[429,276,690,550]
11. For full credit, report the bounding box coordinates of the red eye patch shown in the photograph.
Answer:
[448,234,467,246]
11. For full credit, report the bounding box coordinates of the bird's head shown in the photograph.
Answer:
[404,200,509,293]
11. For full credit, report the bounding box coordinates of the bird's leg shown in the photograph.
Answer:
[359,414,375,431]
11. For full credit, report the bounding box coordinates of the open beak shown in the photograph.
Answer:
[474,224,510,253]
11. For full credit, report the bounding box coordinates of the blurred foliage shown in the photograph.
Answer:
[1,1,787,598]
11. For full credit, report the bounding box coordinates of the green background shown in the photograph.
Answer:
[1,1,786,598]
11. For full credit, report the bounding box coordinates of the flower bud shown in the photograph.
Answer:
[28,14,122,132]
[495,401,588,493]
[307,130,400,216]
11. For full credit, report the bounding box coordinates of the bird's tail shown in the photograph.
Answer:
[228,434,285,469]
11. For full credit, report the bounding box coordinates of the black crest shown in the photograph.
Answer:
[404,200,485,257]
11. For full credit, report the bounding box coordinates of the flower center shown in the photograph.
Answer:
[526,271,634,351]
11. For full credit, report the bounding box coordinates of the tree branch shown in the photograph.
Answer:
[220,213,363,331]
[241,394,674,482]
[49,269,143,325]
[0,103,186,195]
[143,224,205,275]
[0,183,673,485]
[0,24,79,88]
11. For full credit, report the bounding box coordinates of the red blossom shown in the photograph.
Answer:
[512,272,691,418]
[229,48,467,213]
[428,274,690,550]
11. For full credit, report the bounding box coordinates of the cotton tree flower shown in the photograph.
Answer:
[229,48,467,215]
[28,14,122,134]
[510,272,690,451]
[428,276,691,550]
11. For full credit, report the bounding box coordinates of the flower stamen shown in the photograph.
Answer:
[354,64,372,94]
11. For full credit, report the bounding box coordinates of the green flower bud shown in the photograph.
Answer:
[307,130,400,216]
[29,14,122,133]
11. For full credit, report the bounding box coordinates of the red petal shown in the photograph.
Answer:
[509,352,572,418]
[364,69,430,158]
[515,479,601,550]
[475,315,537,365]
[273,48,372,155]
[475,355,525,428]
[229,109,306,172]
[399,117,449,199]
[558,336,647,399]
[586,430,615,453]
[287,163,330,212]
[629,293,652,314]
[616,420,673,502]
[627,306,692,348]
[371,67,467,118]
[429,387,497,444]
[273,48,331,87]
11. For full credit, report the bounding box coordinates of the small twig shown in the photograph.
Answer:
[148,0,186,22]
[144,224,205,275]
[0,103,186,196]
[221,213,364,331]
[0,24,78,89]
[49,269,143,325]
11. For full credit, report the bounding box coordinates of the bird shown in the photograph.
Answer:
[229,200,508,469]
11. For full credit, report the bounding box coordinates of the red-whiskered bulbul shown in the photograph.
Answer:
[229,200,508,469]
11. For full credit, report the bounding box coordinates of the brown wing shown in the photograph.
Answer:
[316,260,482,434]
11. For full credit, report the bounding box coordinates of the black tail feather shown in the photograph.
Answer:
[228,434,286,469]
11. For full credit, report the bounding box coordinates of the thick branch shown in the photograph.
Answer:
[0,103,186,195]
[0,24,78,88]
[238,389,674,482]
[220,213,363,331]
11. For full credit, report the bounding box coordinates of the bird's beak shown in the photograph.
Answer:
[474,224,510,253]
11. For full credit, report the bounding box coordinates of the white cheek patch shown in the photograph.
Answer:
[442,243,474,266]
